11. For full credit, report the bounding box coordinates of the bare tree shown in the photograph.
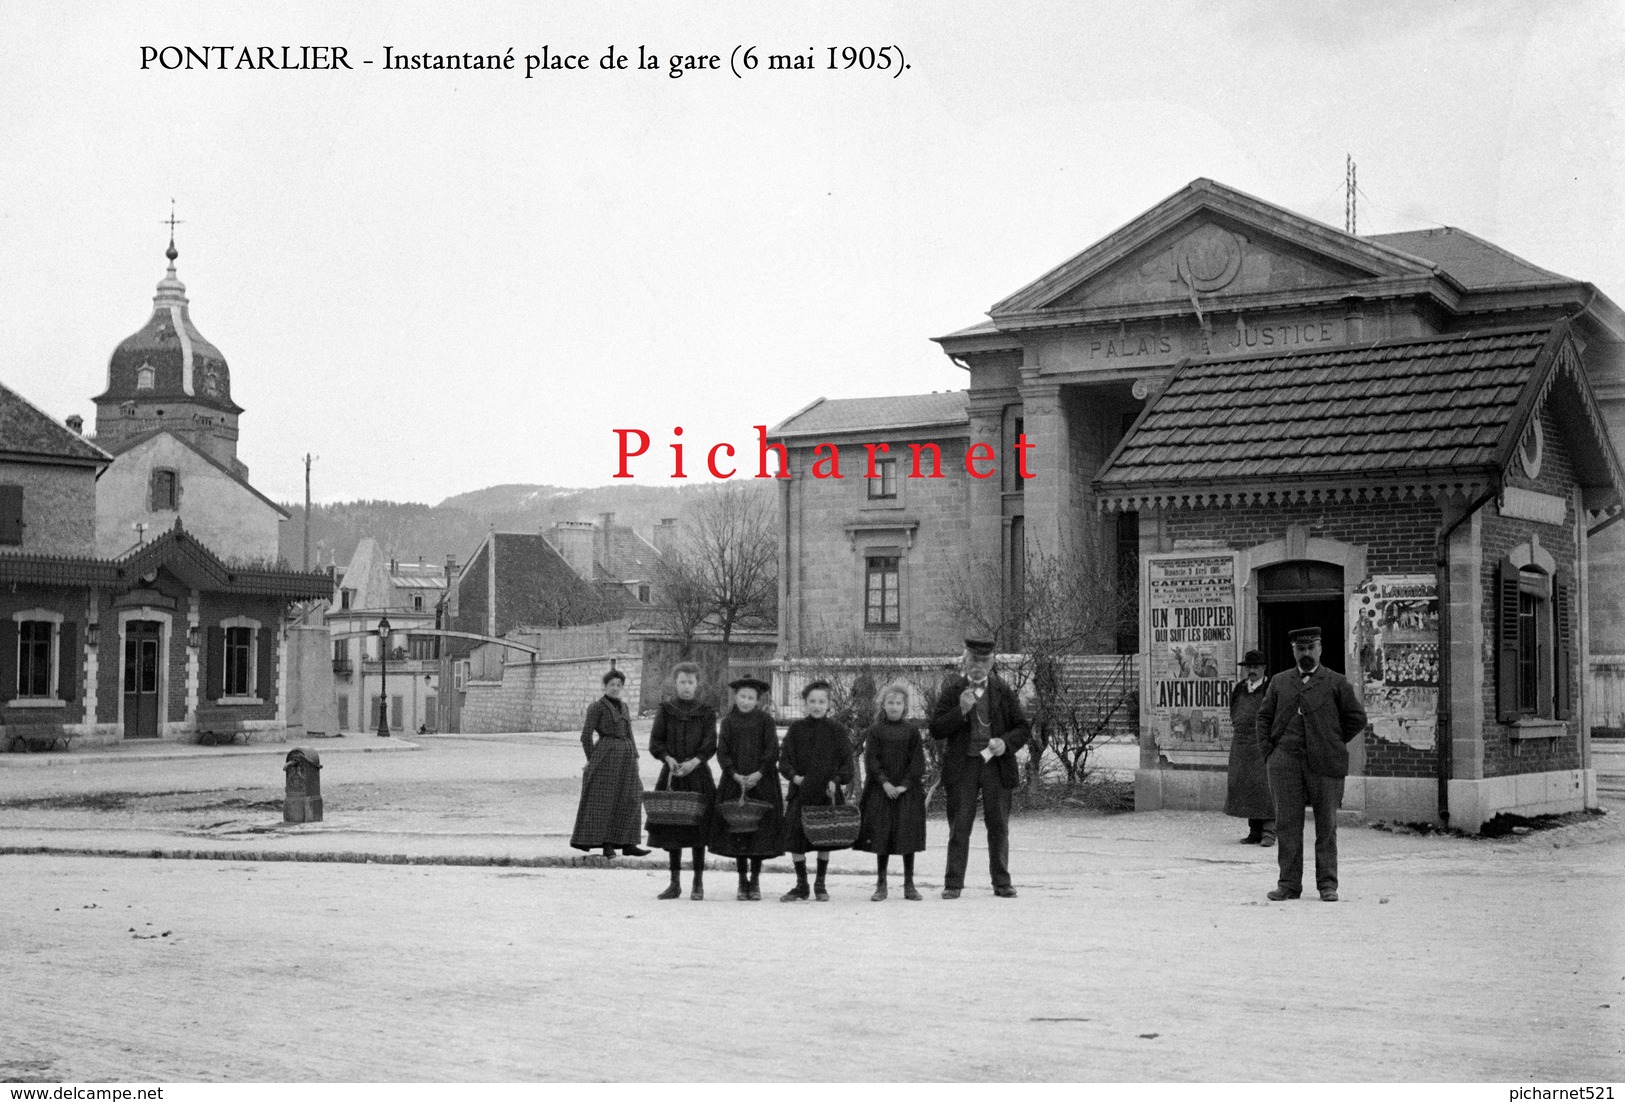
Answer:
[652,544,712,659]
[947,540,1138,788]
[684,483,778,652]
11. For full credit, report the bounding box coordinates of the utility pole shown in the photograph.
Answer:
[303,453,315,572]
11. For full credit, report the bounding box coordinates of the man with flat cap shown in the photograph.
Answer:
[1255,626,1368,902]
[929,638,1031,899]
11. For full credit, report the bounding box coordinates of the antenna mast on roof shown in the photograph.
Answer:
[1345,155,1357,235]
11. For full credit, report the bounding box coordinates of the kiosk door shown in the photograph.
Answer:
[123,621,163,739]
[1257,561,1344,677]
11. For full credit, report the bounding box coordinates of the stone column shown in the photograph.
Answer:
[185,590,201,722]
[966,393,1012,613]
[1016,379,1073,561]
[1444,508,1486,822]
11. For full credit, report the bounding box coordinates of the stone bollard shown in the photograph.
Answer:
[283,748,323,823]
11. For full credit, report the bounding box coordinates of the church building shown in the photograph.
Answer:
[771,179,1625,830]
[91,237,287,561]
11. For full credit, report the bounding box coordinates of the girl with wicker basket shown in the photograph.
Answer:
[710,677,785,900]
[854,680,928,901]
[646,662,718,900]
[777,680,855,902]
[569,668,651,859]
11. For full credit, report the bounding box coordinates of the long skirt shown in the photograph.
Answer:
[1224,730,1274,820]
[569,737,643,851]
[854,780,927,856]
[710,772,786,858]
[646,763,717,851]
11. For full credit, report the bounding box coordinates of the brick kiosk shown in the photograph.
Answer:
[0,521,331,747]
[1095,324,1624,830]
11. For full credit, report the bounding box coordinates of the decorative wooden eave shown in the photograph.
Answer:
[1096,475,1496,514]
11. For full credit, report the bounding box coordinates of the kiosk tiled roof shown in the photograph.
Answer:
[1094,325,1622,506]
[771,392,969,438]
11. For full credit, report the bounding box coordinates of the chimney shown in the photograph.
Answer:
[548,521,596,581]
[1342,295,1365,343]
[65,414,83,434]
[445,555,459,619]
[597,512,614,570]
[653,518,678,555]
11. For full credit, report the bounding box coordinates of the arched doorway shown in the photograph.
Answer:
[1258,560,1345,676]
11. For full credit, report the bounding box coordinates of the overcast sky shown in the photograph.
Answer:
[2,0,1620,505]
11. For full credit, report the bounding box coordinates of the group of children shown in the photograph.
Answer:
[570,661,928,903]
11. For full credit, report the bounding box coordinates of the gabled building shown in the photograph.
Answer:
[546,512,664,614]
[328,538,448,734]
[0,379,328,745]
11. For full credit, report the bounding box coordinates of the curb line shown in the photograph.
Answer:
[0,845,887,877]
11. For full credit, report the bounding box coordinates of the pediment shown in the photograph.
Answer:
[991,179,1439,323]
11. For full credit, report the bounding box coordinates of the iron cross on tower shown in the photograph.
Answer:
[163,201,183,258]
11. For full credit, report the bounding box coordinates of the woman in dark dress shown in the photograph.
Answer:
[778,679,854,902]
[855,679,927,901]
[710,677,785,901]
[1226,649,1276,846]
[569,668,651,858]
[647,661,718,900]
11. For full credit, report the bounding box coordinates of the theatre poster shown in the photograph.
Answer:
[1145,550,1238,749]
[1349,573,1439,750]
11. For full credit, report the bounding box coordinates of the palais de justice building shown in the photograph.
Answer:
[771,179,1625,831]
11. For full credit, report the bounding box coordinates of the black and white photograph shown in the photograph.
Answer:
[1,0,1622,1089]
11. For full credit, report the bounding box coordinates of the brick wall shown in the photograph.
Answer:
[460,655,644,733]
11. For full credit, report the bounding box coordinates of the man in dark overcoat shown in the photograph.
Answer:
[928,638,1030,899]
[1255,626,1368,902]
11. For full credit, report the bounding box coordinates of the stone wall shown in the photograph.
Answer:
[0,461,98,557]
[461,655,644,733]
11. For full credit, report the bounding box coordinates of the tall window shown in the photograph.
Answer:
[339,589,353,610]
[412,594,424,611]
[868,458,898,500]
[151,469,178,511]
[224,626,254,696]
[865,556,900,629]
[17,620,54,697]
[1497,557,1571,722]
[0,485,23,546]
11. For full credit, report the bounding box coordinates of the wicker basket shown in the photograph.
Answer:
[642,789,707,827]
[800,798,861,851]
[718,795,772,834]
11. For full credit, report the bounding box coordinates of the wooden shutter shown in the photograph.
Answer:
[1496,558,1521,722]
[256,627,274,702]
[391,695,404,729]
[0,485,22,545]
[1555,573,1574,721]
[205,626,224,701]
[57,621,78,702]
[0,620,16,702]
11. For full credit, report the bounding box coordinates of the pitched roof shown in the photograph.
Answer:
[115,521,333,598]
[100,429,289,518]
[771,392,970,439]
[1094,324,1624,509]
[1367,227,1571,291]
[0,382,112,467]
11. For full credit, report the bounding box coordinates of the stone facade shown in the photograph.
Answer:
[95,433,284,561]
[0,461,99,558]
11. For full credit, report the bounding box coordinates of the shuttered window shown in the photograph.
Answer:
[1497,558,1572,723]
[17,621,53,697]
[0,485,22,546]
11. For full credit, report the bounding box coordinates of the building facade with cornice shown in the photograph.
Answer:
[772,179,1625,830]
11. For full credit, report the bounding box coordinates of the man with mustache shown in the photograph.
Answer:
[1255,626,1368,902]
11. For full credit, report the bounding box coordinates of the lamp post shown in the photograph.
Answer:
[376,616,391,737]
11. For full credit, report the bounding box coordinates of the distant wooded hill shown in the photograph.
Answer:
[278,482,755,570]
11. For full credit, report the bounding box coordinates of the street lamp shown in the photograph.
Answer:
[376,616,391,737]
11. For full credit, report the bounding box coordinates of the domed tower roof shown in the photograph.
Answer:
[94,237,241,414]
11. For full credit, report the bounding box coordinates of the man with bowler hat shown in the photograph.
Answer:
[928,638,1030,899]
[1226,649,1275,847]
[1255,625,1367,902]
